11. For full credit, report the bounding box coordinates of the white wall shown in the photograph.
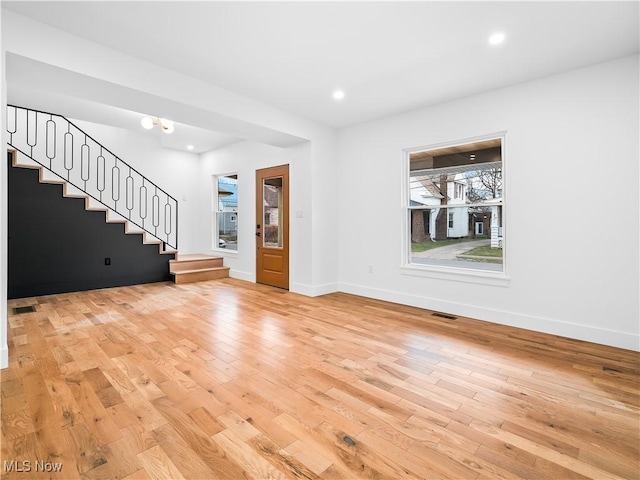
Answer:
[338,55,639,351]
[309,131,340,295]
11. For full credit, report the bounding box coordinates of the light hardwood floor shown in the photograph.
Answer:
[1,279,638,479]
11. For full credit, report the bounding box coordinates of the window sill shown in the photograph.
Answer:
[400,264,510,287]
[213,248,238,256]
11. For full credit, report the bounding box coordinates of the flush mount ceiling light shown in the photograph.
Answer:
[333,90,345,101]
[141,116,175,134]
[488,32,505,46]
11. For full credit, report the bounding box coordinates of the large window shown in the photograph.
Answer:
[406,136,504,275]
[214,174,238,251]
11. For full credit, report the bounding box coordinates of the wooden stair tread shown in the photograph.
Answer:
[170,266,229,275]
[171,254,222,262]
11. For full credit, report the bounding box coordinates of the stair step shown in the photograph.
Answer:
[169,254,224,272]
[174,253,221,261]
[169,254,229,284]
[171,266,230,284]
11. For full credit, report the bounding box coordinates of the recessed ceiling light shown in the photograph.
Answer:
[489,32,505,46]
[333,90,345,101]
[187,145,194,151]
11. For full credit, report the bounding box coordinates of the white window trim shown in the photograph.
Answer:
[213,173,239,255]
[401,132,510,287]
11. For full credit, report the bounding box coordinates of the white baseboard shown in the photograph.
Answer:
[229,270,253,283]
[290,282,339,297]
[338,282,639,352]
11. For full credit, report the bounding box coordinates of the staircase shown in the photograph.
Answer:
[9,151,176,255]
[7,105,229,287]
[169,254,230,284]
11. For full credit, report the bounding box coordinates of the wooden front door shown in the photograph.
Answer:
[256,164,289,289]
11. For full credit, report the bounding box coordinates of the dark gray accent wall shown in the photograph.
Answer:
[7,153,174,299]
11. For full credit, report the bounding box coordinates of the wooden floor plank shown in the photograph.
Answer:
[1,278,638,479]
[136,444,185,480]
[151,423,219,479]
[214,428,288,479]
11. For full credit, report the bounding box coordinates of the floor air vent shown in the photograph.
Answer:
[431,311,458,320]
[13,306,37,315]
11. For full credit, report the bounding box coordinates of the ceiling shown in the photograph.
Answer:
[3,1,639,152]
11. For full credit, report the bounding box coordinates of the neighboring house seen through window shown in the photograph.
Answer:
[407,136,504,274]
[214,174,238,251]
